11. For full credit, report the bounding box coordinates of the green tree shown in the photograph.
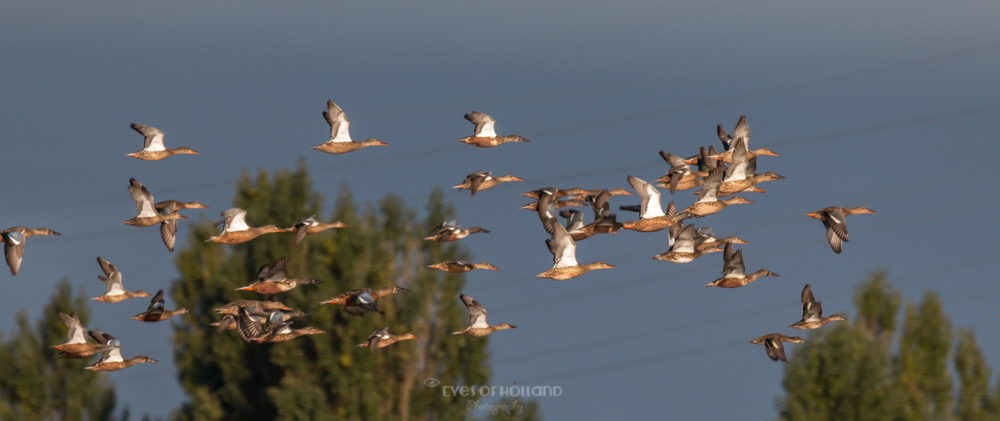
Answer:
[954,329,995,421]
[777,273,997,421]
[778,276,900,421]
[853,270,899,347]
[170,165,496,420]
[0,279,116,420]
[896,292,952,421]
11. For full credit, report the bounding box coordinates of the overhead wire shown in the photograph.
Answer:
[15,40,1000,389]
[22,99,999,251]
[110,250,1000,385]
[494,251,1000,368]
[487,195,1000,316]
[505,253,1000,385]
[477,171,1000,305]
[2,41,998,218]
[529,40,1000,138]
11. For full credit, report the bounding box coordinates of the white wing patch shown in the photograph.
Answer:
[475,121,497,138]
[224,211,250,232]
[136,197,157,218]
[639,183,665,218]
[106,276,126,295]
[144,132,166,152]
[469,312,489,329]
[102,346,124,364]
[330,118,353,143]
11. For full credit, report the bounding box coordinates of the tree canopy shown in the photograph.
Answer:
[169,164,530,420]
[0,279,117,421]
[778,272,1000,421]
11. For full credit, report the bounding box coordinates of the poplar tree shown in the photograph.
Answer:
[954,329,996,421]
[853,271,899,347]
[778,273,998,421]
[778,276,899,421]
[0,279,116,420]
[896,292,952,420]
[169,165,501,420]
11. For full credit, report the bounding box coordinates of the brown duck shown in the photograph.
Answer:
[312,99,389,154]
[356,327,418,351]
[292,215,347,245]
[132,289,188,322]
[705,242,779,288]
[84,332,158,371]
[535,192,615,280]
[92,257,151,303]
[0,226,61,275]
[748,333,804,362]
[453,294,516,336]
[52,313,102,359]
[424,221,489,242]
[235,308,324,343]
[453,171,525,196]
[123,178,187,228]
[806,206,877,254]
[127,123,199,160]
[206,208,293,244]
[457,111,530,147]
[788,283,846,329]
[427,260,499,273]
[620,176,691,232]
[681,161,753,217]
[319,285,410,316]
[234,257,323,295]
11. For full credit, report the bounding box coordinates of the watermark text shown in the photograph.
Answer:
[423,378,563,398]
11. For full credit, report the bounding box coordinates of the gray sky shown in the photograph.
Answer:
[3,1,1000,419]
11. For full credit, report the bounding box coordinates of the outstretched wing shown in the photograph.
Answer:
[465,111,497,137]
[626,175,664,218]
[131,123,166,151]
[129,178,158,218]
[324,100,353,143]
[460,294,490,329]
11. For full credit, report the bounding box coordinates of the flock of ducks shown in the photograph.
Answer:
[445,113,875,362]
[39,101,538,372]
[33,102,879,375]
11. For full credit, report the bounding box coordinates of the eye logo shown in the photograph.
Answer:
[424,378,441,387]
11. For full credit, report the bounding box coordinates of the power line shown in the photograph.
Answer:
[486,192,1000,315]
[529,41,1000,138]
[467,156,995,296]
[96,251,1000,387]
[770,101,1000,150]
[21,42,998,397]
[506,255,1000,385]
[21,101,998,252]
[3,40,998,219]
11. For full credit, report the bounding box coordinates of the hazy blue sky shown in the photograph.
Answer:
[3,1,1000,419]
